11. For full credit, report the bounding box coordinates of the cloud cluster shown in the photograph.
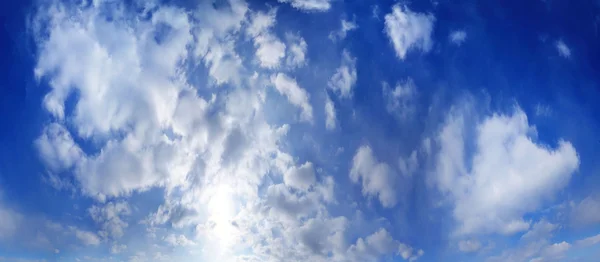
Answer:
[384,5,435,59]
[31,1,423,261]
[434,105,579,236]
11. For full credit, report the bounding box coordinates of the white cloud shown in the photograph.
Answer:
[384,5,435,59]
[285,33,308,68]
[347,228,423,262]
[449,30,467,45]
[434,106,579,236]
[88,201,131,239]
[383,79,417,120]
[164,234,196,247]
[328,50,357,98]
[575,233,600,247]
[271,73,314,122]
[0,204,21,240]
[458,240,482,253]
[556,40,571,58]
[329,19,357,41]
[325,94,337,130]
[284,162,317,191]
[487,218,564,262]
[278,0,332,11]
[74,229,101,246]
[541,241,570,258]
[350,145,398,208]
[30,1,425,262]
[247,9,286,68]
[110,244,127,254]
[570,195,600,226]
[35,123,83,173]
[520,219,558,241]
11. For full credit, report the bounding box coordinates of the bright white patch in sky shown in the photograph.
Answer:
[286,33,308,68]
[328,50,357,98]
[384,5,435,59]
[350,146,398,208]
[435,106,579,236]
[248,9,286,68]
[19,0,598,261]
[329,19,358,41]
[324,94,337,130]
[556,40,571,58]
[278,0,332,11]
[449,30,467,45]
[271,73,314,122]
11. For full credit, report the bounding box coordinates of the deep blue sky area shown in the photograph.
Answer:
[1,0,600,261]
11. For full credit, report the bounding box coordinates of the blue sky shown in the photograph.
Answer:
[1,0,600,261]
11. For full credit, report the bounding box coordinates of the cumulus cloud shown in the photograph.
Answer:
[383,79,417,120]
[74,229,101,246]
[328,50,357,98]
[347,228,423,262]
[285,33,308,68]
[88,201,131,239]
[570,195,600,226]
[30,1,424,261]
[384,5,435,59]
[329,19,358,41]
[278,0,332,11]
[271,73,314,122]
[324,94,337,130]
[434,106,579,236]
[247,9,286,68]
[449,30,467,45]
[556,40,571,58]
[35,123,83,173]
[575,233,600,247]
[284,162,317,191]
[164,234,196,247]
[350,145,398,208]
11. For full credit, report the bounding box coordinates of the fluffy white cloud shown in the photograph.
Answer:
[35,123,83,173]
[383,79,417,119]
[328,50,357,98]
[449,30,467,45]
[384,5,435,59]
[110,244,127,254]
[570,195,600,226]
[555,40,571,58]
[285,33,308,68]
[31,1,424,262]
[347,228,423,262]
[278,0,332,11]
[74,229,101,246]
[247,9,286,68]
[271,73,314,122]
[329,19,357,41]
[575,233,600,247]
[88,201,131,239]
[324,94,337,130]
[350,146,398,208]
[0,203,20,240]
[164,234,196,247]
[284,162,317,191]
[520,219,557,241]
[434,106,579,236]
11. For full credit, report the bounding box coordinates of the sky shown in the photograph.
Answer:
[1,0,600,261]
